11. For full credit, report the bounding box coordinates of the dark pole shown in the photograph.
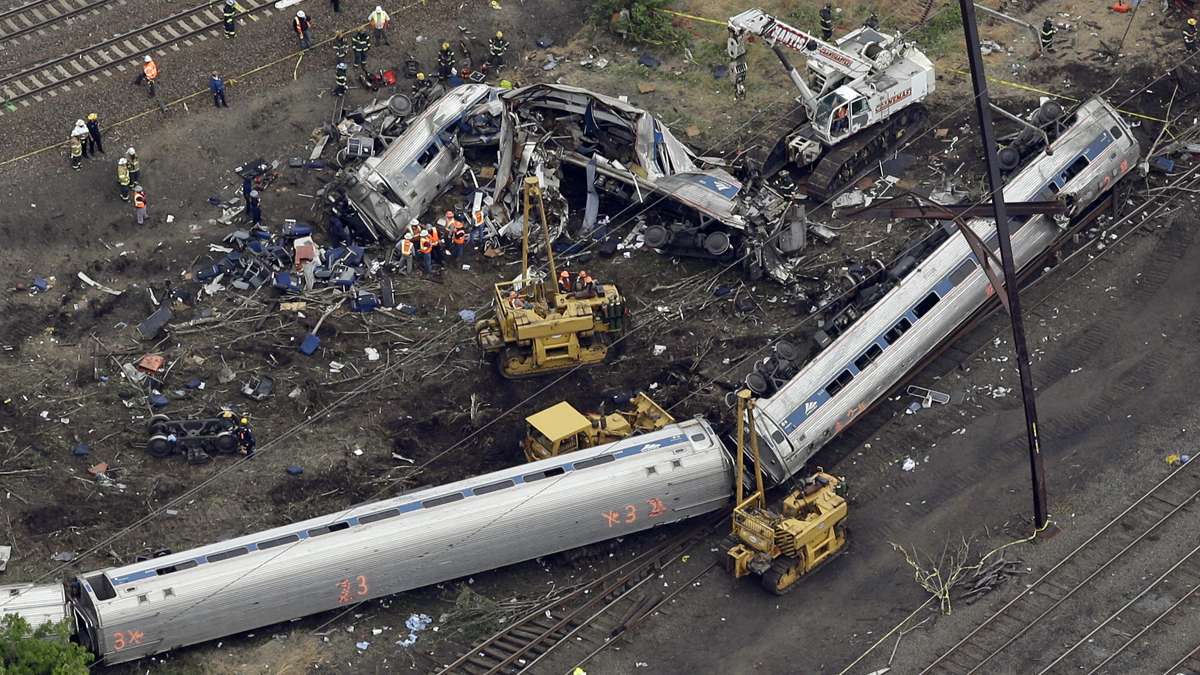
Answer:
[958,0,1049,529]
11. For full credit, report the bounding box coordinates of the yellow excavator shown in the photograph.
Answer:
[724,390,848,594]
[522,392,674,461]
[475,176,628,378]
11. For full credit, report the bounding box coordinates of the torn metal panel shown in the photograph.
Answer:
[344,84,499,240]
[495,83,746,228]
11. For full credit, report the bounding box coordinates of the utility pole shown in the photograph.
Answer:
[958,0,1049,530]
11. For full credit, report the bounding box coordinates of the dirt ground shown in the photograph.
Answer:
[1,0,1198,671]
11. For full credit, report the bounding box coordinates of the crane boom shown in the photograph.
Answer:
[727,8,873,81]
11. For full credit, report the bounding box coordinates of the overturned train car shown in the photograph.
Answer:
[5,419,731,665]
[746,96,1139,483]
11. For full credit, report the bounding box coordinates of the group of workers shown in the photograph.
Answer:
[333,22,509,102]
[69,117,149,223]
[391,211,472,275]
[505,270,602,310]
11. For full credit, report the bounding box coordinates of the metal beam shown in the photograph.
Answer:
[847,200,1066,220]
[961,0,1049,530]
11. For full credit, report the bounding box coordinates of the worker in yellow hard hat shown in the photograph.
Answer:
[488,30,510,71]
[438,40,455,79]
[1186,17,1198,53]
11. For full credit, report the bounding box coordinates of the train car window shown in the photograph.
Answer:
[523,466,566,482]
[137,594,149,605]
[1110,125,1123,139]
[1059,155,1090,186]
[307,521,351,537]
[854,343,884,371]
[88,574,117,600]
[258,534,300,550]
[771,430,786,444]
[949,259,977,286]
[884,317,912,344]
[163,588,175,598]
[422,493,466,508]
[473,479,515,495]
[825,370,854,397]
[690,433,706,442]
[912,292,940,319]
[155,559,197,576]
[574,455,616,470]
[358,509,400,524]
[646,466,658,476]
[206,547,248,563]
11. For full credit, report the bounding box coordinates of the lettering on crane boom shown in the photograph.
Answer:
[874,88,912,113]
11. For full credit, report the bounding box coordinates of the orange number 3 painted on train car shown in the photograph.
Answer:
[112,629,145,651]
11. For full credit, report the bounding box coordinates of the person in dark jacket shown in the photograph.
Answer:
[209,72,229,107]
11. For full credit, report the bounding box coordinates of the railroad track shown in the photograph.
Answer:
[0,0,274,115]
[920,456,1200,674]
[437,518,722,675]
[0,0,118,43]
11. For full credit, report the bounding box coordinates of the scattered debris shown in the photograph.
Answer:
[0,545,10,572]
[901,457,917,472]
[241,374,275,401]
[51,551,76,563]
[286,465,304,476]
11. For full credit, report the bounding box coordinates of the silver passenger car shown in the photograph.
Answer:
[70,418,732,665]
[344,83,498,240]
[0,582,68,629]
[752,97,1139,483]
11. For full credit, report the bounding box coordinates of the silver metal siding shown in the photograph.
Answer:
[93,419,732,664]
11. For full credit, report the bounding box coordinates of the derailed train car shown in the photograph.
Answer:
[746,97,1140,482]
[0,97,1142,666]
[60,419,730,665]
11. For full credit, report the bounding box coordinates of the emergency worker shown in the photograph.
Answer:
[116,157,131,201]
[820,3,834,40]
[223,0,238,38]
[1041,18,1057,53]
[353,30,370,66]
[488,31,509,70]
[437,41,455,79]
[1185,17,1197,52]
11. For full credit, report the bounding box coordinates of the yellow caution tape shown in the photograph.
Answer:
[655,8,727,27]
[947,68,1168,124]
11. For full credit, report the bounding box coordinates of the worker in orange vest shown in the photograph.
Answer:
[132,185,148,225]
[418,229,433,274]
[396,233,415,275]
[451,219,467,259]
[428,222,442,265]
[134,55,159,95]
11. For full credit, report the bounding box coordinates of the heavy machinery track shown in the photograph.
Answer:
[437,518,721,674]
[805,104,930,200]
[0,0,275,114]
[0,0,114,43]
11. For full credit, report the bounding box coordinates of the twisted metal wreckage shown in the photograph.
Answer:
[335,82,806,282]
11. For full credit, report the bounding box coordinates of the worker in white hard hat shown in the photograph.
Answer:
[71,119,91,159]
[293,10,312,49]
[394,232,415,275]
[125,147,141,183]
[418,229,433,274]
[116,157,131,201]
[133,54,159,97]
[368,5,390,45]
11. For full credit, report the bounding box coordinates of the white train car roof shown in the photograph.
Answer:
[753,97,1136,483]
[1,582,67,629]
[71,417,733,665]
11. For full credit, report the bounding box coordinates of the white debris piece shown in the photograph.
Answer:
[355,641,369,650]
[902,457,917,472]
[365,347,380,361]
[652,345,667,356]
[397,614,433,647]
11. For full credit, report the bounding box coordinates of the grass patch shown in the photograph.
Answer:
[907,3,965,57]
[591,0,688,50]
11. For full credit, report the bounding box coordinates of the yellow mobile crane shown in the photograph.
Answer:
[725,390,848,594]
[475,176,628,378]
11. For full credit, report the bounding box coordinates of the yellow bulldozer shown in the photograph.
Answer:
[475,176,628,379]
[724,390,848,594]
[522,392,674,461]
